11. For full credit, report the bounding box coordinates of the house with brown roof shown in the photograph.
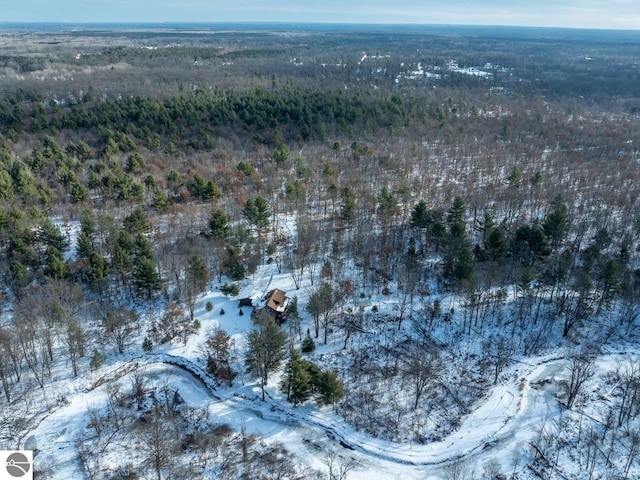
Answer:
[255,288,290,323]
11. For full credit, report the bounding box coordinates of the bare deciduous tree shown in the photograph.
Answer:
[140,405,175,480]
[613,359,640,428]
[401,340,442,410]
[103,307,137,354]
[563,348,597,409]
[63,317,86,377]
[325,448,358,480]
[482,334,514,385]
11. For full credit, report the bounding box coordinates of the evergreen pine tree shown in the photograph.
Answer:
[142,337,153,352]
[38,219,70,255]
[208,208,230,238]
[123,207,151,235]
[281,349,312,406]
[45,246,69,279]
[377,186,398,220]
[133,255,161,299]
[185,255,210,319]
[410,200,430,230]
[90,349,105,370]
[316,370,344,410]
[484,226,507,260]
[272,143,290,164]
[76,231,94,259]
[447,196,466,238]
[152,189,170,211]
[543,195,569,249]
[70,181,89,203]
[243,196,271,237]
[443,197,474,283]
[222,245,245,281]
[242,198,257,226]
[253,196,271,235]
[505,165,522,188]
[301,332,315,353]
[87,252,109,289]
[476,212,495,244]
[340,187,356,221]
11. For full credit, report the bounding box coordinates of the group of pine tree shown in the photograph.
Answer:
[410,190,637,337]
[244,310,344,407]
[0,86,414,151]
[0,77,638,408]
[1,128,636,327]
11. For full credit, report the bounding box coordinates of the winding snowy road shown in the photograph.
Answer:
[23,351,576,479]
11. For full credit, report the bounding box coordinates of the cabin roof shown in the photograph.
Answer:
[265,288,288,313]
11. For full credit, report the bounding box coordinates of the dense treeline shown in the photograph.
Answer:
[0,83,639,308]
[0,86,416,147]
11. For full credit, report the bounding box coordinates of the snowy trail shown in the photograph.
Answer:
[26,351,574,479]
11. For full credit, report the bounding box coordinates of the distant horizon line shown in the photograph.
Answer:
[0,21,639,33]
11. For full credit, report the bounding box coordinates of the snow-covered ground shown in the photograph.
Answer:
[25,335,635,479]
[3,215,638,478]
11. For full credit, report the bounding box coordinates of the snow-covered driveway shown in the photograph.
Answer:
[25,352,574,479]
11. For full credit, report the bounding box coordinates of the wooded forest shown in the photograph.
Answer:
[1,24,640,479]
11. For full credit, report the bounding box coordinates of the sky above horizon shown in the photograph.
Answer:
[3,1,639,30]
